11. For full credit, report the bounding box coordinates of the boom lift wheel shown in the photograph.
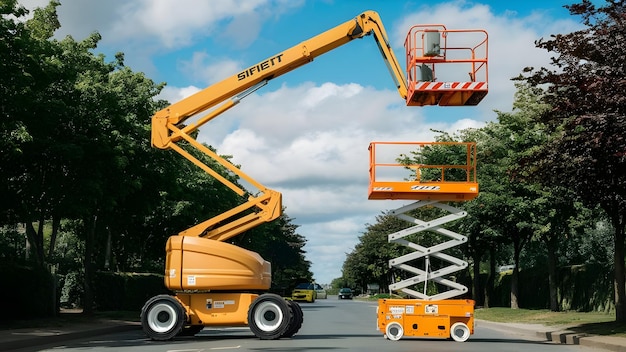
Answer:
[281,300,304,338]
[140,294,186,340]
[248,293,292,340]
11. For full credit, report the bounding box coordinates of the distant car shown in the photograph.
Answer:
[292,283,316,303]
[338,288,353,299]
[313,283,327,299]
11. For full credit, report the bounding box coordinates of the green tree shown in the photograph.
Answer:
[1,0,178,312]
[343,212,407,293]
[518,0,626,321]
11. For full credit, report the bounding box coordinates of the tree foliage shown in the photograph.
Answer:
[342,213,406,291]
[518,0,626,320]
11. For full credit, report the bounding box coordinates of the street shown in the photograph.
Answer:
[32,297,601,352]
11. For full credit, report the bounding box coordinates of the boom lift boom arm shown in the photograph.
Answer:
[151,11,408,242]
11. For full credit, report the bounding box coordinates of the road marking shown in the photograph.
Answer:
[166,345,241,352]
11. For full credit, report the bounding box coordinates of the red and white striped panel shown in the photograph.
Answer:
[413,82,487,91]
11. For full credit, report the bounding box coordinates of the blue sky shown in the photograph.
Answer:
[21,0,587,285]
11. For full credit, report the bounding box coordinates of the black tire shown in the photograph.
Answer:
[248,293,292,340]
[179,325,204,336]
[281,300,303,338]
[140,294,186,341]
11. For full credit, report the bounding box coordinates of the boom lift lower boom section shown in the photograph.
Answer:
[141,10,488,342]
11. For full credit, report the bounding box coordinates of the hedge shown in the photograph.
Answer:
[0,264,56,320]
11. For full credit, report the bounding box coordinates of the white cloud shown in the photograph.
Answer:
[38,0,306,51]
[158,85,201,104]
[26,0,303,79]
[109,0,269,48]
[178,54,243,85]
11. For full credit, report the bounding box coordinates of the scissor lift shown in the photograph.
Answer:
[369,142,478,342]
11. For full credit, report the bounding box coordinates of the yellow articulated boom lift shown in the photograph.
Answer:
[142,11,487,341]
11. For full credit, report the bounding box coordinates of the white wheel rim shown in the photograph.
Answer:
[147,302,177,333]
[385,322,403,341]
[253,301,284,332]
[450,322,470,342]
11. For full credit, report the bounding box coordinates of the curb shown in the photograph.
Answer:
[478,319,626,352]
[541,330,626,352]
[540,329,588,344]
[1,323,140,351]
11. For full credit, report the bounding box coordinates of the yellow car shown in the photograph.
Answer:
[291,283,317,303]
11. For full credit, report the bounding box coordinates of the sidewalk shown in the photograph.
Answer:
[0,313,140,351]
[478,320,626,352]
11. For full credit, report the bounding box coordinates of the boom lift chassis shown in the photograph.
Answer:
[142,10,487,342]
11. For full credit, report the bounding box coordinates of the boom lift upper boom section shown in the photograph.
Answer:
[152,11,393,242]
[152,10,407,150]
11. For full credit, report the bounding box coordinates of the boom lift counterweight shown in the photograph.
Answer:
[142,10,488,342]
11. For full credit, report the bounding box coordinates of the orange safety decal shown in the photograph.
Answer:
[414,82,487,90]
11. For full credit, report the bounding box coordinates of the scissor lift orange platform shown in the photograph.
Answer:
[403,25,488,107]
[368,141,478,202]
[369,142,477,342]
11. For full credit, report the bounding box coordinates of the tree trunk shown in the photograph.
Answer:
[484,246,496,308]
[546,239,560,312]
[48,216,60,259]
[472,250,482,306]
[511,240,521,309]
[104,227,112,270]
[24,225,31,261]
[82,214,97,316]
[25,222,42,265]
[510,268,519,309]
[36,217,45,262]
[613,217,626,322]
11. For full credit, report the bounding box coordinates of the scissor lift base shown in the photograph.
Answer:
[377,298,475,342]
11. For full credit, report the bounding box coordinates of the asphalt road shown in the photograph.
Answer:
[30,296,602,352]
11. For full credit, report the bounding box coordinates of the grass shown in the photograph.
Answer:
[476,307,626,337]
